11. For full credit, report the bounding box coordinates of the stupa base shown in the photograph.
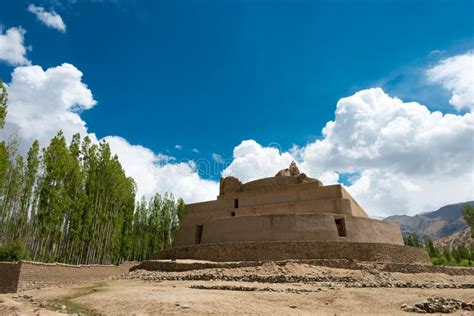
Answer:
[153,241,430,264]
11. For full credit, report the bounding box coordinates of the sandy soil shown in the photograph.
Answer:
[1,262,473,315]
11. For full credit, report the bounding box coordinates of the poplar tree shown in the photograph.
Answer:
[0,80,8,198]
[0,80,7,128]
[0,79,186,264]
[16,140,40,241]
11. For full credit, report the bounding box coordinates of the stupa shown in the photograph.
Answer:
[154,162,429,263]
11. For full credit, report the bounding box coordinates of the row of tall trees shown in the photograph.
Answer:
[130,195,185,262]
[0,80,185,264]
[404,234,474,267]
[403,204,474,267]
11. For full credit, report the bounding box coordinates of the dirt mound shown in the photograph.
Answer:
[124,261,474,289]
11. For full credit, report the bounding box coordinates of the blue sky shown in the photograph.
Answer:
[1,0,472,157]
[0,0,473,215]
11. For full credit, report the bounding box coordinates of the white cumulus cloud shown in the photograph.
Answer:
[222,140,296,182]
[27,4,67,33]
[1,63,218,203]
[0,27,31,66]
[105,136,219,202]
[1,63,97,150]
[222,88,473,216]
[427,50,474,111]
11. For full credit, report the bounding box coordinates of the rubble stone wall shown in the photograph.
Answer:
[154,241,431,264]
[0,261,135,293]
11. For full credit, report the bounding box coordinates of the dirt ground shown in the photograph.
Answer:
[1,262,473,315]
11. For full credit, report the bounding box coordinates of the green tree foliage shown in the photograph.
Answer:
[0,241,30,261]
[425,237,439,258]
[403,232,473,267]
[462,203,474,238]
[0,80,9,223]
[0,131,185,264]
[0,80,7,129]
[129,193,185,262]
[0,83,186,264]
[403,233,422,248]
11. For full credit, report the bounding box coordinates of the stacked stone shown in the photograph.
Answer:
[401,296,473,313]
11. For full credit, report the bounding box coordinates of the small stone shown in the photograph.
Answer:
[289,305,297,309]
[60,304,67,311]
[40,301,47,308]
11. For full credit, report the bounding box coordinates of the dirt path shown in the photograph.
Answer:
[1,278,473,315]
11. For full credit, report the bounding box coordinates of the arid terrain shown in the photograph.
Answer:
[1,261,473,315]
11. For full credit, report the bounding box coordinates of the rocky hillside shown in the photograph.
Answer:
[434,228,472,249]
[384,201,473,242]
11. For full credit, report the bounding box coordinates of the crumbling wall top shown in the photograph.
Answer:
[219,162,323,195]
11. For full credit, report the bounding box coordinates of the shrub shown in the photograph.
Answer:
[431,256,447,266]
[0,242,30,261]
[457,259,472,267]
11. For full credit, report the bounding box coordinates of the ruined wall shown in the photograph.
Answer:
[0,261,135,293]
[154,241,431,264]
[0,262,21,293]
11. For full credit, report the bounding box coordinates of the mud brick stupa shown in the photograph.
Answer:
[155,162,429,263]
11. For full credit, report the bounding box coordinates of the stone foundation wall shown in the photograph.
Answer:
[154,241,431,264]
[0,261,135,293]
[133,258,474,276]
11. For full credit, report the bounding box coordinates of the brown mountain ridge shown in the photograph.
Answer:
[384,201,473,248]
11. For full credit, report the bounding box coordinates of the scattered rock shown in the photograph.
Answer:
[401,297,473,313]
[289,305,297,309]
[122,261,474,290]
[175,303,190,309]
[40,301,47,308]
